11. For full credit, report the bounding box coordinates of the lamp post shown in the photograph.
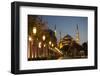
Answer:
[44,44,46,47]
[29,36,32,59]
[48,41,52,57]
[42,35,46,57]
[32,27,37,59]
[38,42,42,48]
[52,43,54,47]
[33,27,37,35]
[38,42,42,58]
[42,35,46,41]
[49,41,51,46]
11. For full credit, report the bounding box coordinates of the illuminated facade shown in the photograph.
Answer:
[59,34,82,58]
[58,25,80,49]
[57,25,84,58]
[28,17,63,60]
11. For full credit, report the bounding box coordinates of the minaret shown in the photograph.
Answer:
[60,32,61,41]
[54,25,57,36]
[76,24,80,44]
[59,31,63,49]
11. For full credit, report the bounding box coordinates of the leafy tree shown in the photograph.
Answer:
[82,42,88,56]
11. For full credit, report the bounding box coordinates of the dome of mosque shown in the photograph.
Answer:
[63,34,73,40]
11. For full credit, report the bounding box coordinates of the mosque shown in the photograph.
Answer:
[28,15,86,60]
[56,25,85,58]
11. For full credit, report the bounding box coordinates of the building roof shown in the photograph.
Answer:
[63,34,73,40]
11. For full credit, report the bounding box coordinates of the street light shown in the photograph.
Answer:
[42,35,46,57]
[38,42,42,48]
[52,43,54,47]
[42,35,46,41]
[33,27,37,35]
[49,41,51,45]
[29,36,32,41]
[28,36,32,59]
[32,27,37,58]
[44,44,46,47]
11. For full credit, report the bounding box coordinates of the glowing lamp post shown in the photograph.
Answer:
[42,35,46,41]
[42,35,46,57]
[49,41,51,46]
[32,27,37,58]
[28,36,32,59]
[52,43,54,47]
[33,27,37,35]
[29,36,32,42]
[38,42,42,48]
[44,44,46,47]
[48,41,52,57]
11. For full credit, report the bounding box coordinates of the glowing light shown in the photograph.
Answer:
[38,42,42,48]
[33,27,37,34]
[44,44,46,47]
[42,35,46,41]
[49,41,51,45]
[52,44,54,47]
[29,36,32,41]
[32,54,34,58]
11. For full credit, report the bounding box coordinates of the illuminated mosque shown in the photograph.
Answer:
[28,15,86,60]
[56,25,85,58]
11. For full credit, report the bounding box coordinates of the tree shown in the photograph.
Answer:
[82,42,88,56]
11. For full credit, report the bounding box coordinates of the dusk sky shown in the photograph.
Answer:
[41,15,88,44]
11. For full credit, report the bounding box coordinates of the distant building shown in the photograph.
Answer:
[62,34,73,46]
[59,34,82,58]
[58,25,84,58]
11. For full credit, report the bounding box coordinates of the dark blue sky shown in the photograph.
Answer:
[41,15,88,44]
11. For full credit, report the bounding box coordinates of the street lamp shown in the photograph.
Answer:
[52,43,54,47]
[32,27,37,58]
[49,41,51,45]
[42,35,46,41]
[38,42,42,48]
[42,35,46,57]
[44,44,46,47]
[29,36,32,41]
[33,27,37,35]
[28,36,32,59]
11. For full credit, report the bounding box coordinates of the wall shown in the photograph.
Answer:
[0,0,99,76]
